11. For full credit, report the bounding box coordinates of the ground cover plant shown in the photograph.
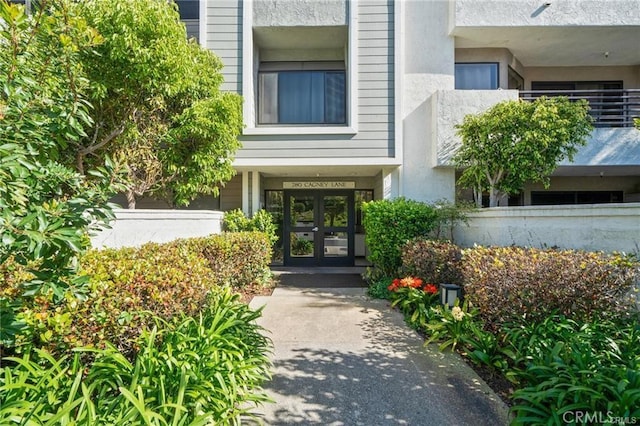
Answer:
[0,289,272,425]
[369,238,640,424]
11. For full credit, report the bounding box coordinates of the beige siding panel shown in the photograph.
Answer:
[236,148,391,158]
[206,0,242,94]
[359,89,394,98]
[359,4,393,14]
[358,73,393,82]
[359,22,392,31]
[206,32,240,42]
[206,7,239,16]
[208,15,240,25]
[358,107,394,116]
[207,24,240,33]
[354,0,394,151]
[239,139,388,150]
[359,38,393,48]
[360,80,394,90]
[209,48,241,59]
[184,20,199,40]
[358,114,392,123]
[359,63,393,73]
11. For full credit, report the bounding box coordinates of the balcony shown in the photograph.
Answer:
[434,89,640,169]
[520,89,640,128]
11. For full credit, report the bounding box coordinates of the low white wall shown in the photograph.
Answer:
[91,209,224,249]
[453,203,640,254]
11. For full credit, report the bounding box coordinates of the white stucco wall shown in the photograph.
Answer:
[253,0,347,27]
[400,0,457,203]
[433,89,519,166]
[453,204,640,253]
[453,0,640,27]
[564,128,640,166]
[91,210,224,249]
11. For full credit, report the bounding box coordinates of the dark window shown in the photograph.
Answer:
[455,63,499,90]
[508,67,524,90]
[259,69,346,125]
[175,0,199,20]
[531,191,623,206]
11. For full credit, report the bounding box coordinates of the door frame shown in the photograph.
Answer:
[283,189,355,267]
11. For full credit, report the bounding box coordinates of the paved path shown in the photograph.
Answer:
[248,285,510,425]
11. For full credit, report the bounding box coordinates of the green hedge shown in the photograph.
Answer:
[362,198,439,279]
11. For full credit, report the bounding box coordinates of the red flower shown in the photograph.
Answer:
[423,284,438,294]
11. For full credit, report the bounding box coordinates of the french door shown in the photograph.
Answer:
[283,190,355,266]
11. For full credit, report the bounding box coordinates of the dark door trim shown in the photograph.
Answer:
[283,190,355,267]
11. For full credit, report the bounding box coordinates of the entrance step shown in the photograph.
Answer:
[272,269,367,288]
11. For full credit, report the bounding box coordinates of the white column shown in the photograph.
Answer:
[242,172,250,215]
[251,170,261,214]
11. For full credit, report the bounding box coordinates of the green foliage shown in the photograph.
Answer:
[506,315,640,423]
[0,289,272,425]
[400,238,464,285]
[11,243,216,356]
[454,97,593,207]
[0,0,124,348]
[367,277,394,300]
[178,232,273,290]
[362,198,439,279]
[390,286,441,332]
[430,199,475,242]
[3,232,272,356]
[424,301,478,352]
[290,237,313,256]
[461,246,639,330]
[62,0,244,208]
[223,209,278,247]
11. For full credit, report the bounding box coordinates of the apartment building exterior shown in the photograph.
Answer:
[165,1,640,265]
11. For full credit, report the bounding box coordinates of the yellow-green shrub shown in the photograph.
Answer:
[6,232,272,357]
[177,231,272,289]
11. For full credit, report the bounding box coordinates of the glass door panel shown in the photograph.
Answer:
[284,190,354,266]
[288,194,316,259]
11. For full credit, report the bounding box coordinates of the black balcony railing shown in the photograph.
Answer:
[519,89,640,128]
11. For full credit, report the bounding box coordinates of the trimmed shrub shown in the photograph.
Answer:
[7,232,272,357]
[177,231,272,289]
[223,209,278,247]
[17,242,218,356]
[461,246,639,329]
[362,198,439,279]
[400,238,464,285]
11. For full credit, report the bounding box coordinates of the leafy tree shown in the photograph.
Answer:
[70,0,243,208]
[453,97,593,207]
[0,0,124,346]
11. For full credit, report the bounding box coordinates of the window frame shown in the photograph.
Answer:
[257,62,347,127]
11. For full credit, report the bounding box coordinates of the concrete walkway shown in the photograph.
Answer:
[248,282,511,425]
